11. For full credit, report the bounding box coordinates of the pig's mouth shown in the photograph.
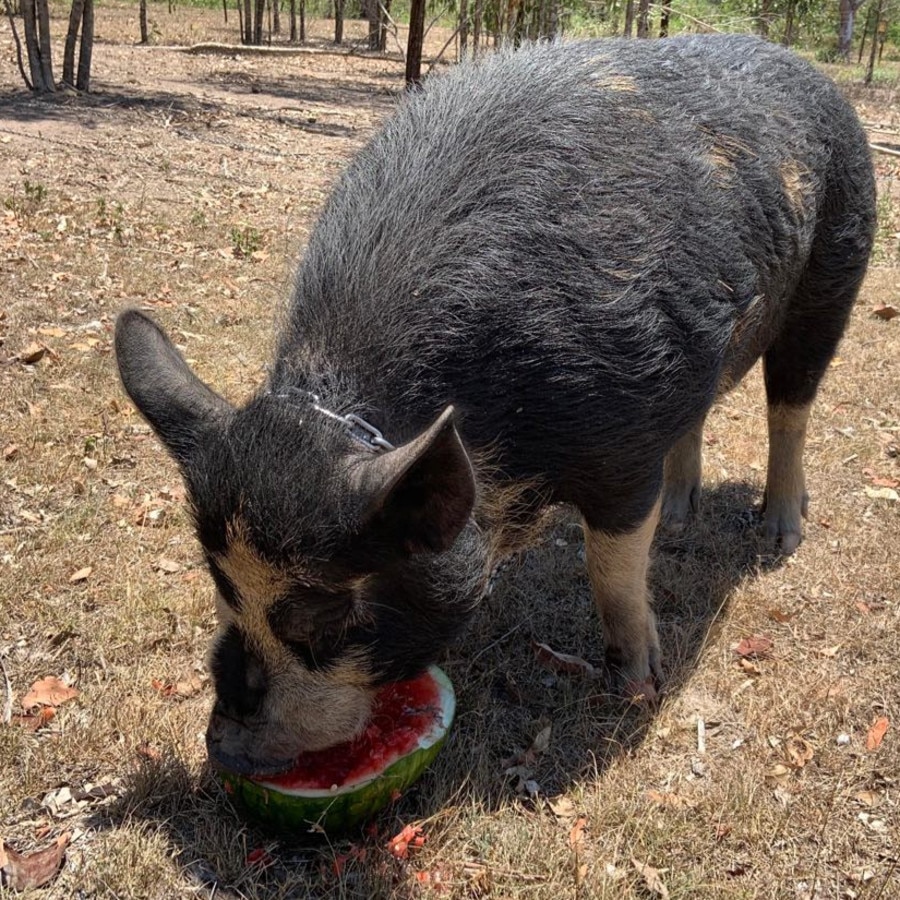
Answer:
[206,729,295,777]
[205,731,296,778]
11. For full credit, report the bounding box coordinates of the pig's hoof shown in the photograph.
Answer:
[606,635,663,705]
[660,481,701,534]
[761,490,808,555]
[622,676,659,704]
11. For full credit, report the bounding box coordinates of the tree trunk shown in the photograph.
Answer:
[141,0,149,41]
[472,0,482,57]
[405,0,425,86]
[865,0,883,83]
[512,0,525,46]
[623,0,634,37]
[858,3,873,62]
[782,0,795,45]
[299,0,305,40]
[273,0,280,33]
[289,0,295,39]
[658,4,670,37]
[757,0,770,35]
[636,0,649,37]
[363,0,379,51]
[76,0,93,91]
[242,0,251,42]
[222,0,227,24]
[838,0,867,60]
[22,0,45,89]
[378,0,390,52]
[458,0,468,59]
[36,0,54,90]
[63,0,85,85]
[334,0,343,44]
[254,0,264,43]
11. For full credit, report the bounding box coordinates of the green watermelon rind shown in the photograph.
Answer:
[218,666,454,833]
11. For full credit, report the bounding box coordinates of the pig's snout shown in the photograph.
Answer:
[205,703,294,777]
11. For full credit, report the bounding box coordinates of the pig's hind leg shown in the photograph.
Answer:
[583,496,662,702]
[762,208,873,553]
[660,416,705,533]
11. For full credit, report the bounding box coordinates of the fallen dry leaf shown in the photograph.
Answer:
[766,763,792,784]
[154,558,182,574]
[738,658,763,676]
[17,342,46,365]
[734,635,773,658]
[136,741,162,762]
[22,677,79,710]
[0,833,70,890]
[151,674,204,700]
[767,608,795,623]
[38,326,66,338]
[568,816,587,849]
[872,303,898,320]
[532,641,598,678]
[503,724,552,771]
[646,790,696,810]
[68,566,93,584]
[786,735,814,769]
[2,444,18,462]
[632,858,670,899]
[855,790,883,808]
[866,717,889,751]
[548,796,576,818]
[11,707,56,732]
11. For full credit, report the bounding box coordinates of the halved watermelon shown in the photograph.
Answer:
[218,665,455,833]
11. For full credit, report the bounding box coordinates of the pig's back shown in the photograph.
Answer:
[277,36,870,480]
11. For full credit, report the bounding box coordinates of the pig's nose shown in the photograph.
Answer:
[207,708,227,744]
[206,701,245,746]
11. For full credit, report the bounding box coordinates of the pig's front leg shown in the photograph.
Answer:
[582,496,661,702]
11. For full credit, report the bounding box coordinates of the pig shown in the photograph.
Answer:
[115,35,875,776]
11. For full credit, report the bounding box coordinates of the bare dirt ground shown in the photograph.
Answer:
[1,6,899,898]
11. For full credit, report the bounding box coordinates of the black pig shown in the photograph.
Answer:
[115,36,875,776]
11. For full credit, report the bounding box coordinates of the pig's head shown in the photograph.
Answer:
[115,310,484,775]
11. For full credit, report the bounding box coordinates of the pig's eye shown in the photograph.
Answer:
[267,590,353,644]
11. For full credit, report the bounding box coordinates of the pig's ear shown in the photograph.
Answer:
[115,309,233,465]
[354,406,476,554]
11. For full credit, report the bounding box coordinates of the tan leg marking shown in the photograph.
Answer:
[763,402,812,555]
[661,418,705,533]
[583,497,661,701]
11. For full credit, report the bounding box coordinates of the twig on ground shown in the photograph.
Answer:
[0,654,13,725]
[870,142,900,158]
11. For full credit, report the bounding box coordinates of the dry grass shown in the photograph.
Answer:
[1,8,899,899]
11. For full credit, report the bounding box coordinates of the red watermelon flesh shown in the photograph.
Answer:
[257,669,443,791]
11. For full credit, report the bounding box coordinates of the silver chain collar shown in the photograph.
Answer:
[267,388,394,453]
[269,387,511,598]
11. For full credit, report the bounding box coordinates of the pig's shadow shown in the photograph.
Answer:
[426,479,786,809]
[106,479,787,897]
